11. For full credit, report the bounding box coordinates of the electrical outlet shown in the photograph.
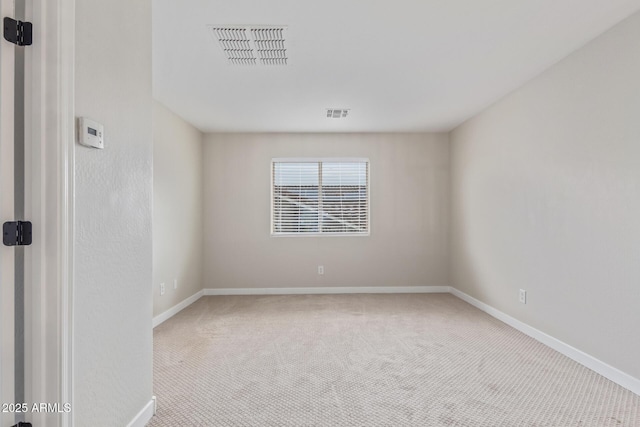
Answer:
[519,289,527,304]
[173,279,178,290]
[160,283,165,296]
[318,265,324,275]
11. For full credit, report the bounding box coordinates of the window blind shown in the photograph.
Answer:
[272,160,369,235]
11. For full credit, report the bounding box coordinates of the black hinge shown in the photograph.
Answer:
[3,221,32,246]
[3,17,33,46]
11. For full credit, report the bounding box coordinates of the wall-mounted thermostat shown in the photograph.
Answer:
[78,117,104,149]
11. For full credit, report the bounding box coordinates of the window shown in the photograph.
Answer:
[271,159,369,235]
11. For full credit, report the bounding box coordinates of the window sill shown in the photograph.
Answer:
[271,232,370,238]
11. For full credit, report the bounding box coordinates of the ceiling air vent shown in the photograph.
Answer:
[210,26,288,66]
[326,109,350,118]
[251,28,287,65]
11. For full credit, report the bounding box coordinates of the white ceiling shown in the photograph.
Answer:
[153,0,640,133]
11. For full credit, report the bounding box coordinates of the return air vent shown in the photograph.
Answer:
[251,28,287,65]
[326,109,350,118]
[210,26,288,66]
[210,27,255,65]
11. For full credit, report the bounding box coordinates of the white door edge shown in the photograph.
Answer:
[1,0,17,425]
[21,0,75,426]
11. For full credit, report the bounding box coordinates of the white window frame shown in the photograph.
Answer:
[271,157,371,237]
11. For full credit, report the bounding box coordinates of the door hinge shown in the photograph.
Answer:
[3,221,32,246]
[3,17,33,46]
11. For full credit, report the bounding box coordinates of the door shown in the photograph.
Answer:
[1,1,69,424]
[1,0,28,425]
[1,0,17,422]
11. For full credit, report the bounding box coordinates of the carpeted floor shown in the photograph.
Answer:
[148,294,639,426]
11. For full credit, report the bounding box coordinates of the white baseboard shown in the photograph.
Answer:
[449,287,640,396]
[153,290,204,328]
[126,398,155,427]
[204,286,450,296]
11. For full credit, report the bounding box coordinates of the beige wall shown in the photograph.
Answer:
[153,101,204,316]
[73,0,153,424]
[204,133,449,289]
[450,12,640,379]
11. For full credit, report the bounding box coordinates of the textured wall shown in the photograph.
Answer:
[153,101,204,316]
[204,133,450,289]
[73,0,153,424]
[450,12,640,379]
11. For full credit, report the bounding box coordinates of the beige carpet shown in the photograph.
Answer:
[148,294,639,426]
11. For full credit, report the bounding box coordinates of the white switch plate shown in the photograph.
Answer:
[173,279,178,289]
[78,117,104,149]
[318,265,324,275]
[519,289,527,304]
[160,283,165,296]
